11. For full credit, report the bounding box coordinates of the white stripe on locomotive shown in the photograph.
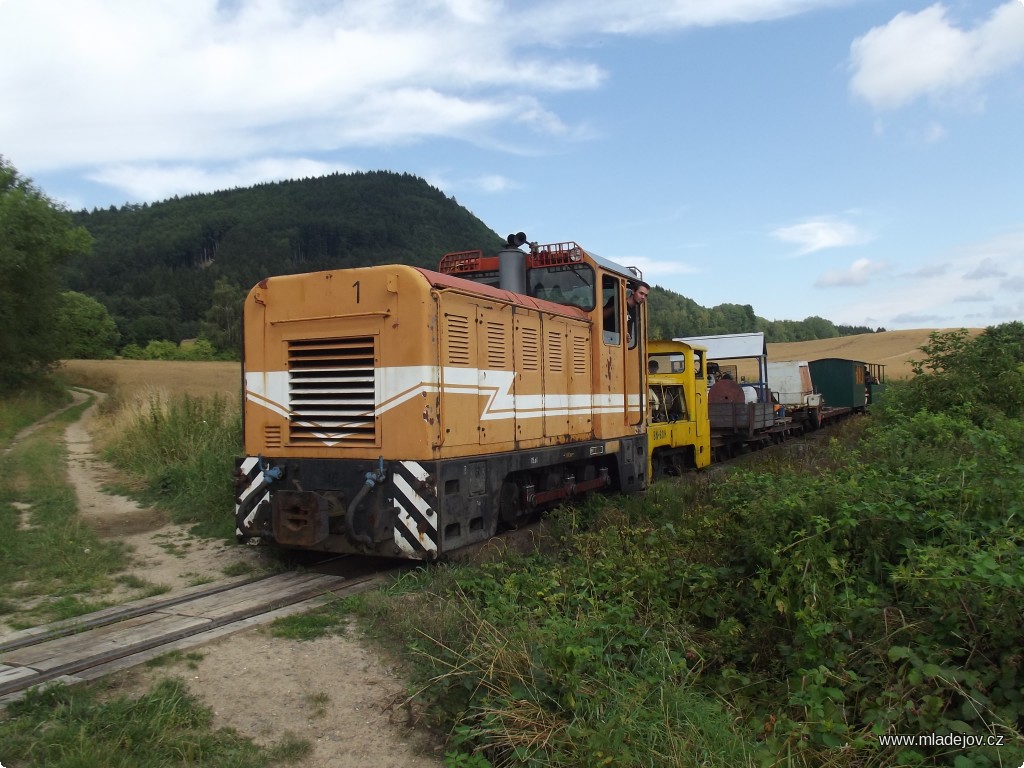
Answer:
[245,366,642,446]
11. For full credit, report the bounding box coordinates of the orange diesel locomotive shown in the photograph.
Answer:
[233,234,650,559]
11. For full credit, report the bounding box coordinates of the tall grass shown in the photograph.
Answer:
[102,389,242,539]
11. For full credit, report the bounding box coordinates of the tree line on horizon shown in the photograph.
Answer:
[1,156,881,388]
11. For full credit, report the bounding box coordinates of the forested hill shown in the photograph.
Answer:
[64,170,879,352]
[66,171,504,347]
[646,287,880,344]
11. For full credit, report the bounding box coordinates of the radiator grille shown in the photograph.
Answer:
[446,315,470,365]
[287,337,376,444]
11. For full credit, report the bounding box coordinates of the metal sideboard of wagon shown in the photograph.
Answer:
[768,356,887,430]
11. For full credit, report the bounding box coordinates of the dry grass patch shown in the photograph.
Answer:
[61,359,241,400]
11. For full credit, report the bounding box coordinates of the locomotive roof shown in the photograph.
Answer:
[439,241,643,284]
[584,248,643,281]
[414,267,588,319]
[674,332,767,361]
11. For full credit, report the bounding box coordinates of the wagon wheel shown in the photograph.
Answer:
[810,407,822,430]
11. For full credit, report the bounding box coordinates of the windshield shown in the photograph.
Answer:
[527,264,596,310]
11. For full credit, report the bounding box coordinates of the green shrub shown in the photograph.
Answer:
[119,338,220,361]
[344,324,1024,767]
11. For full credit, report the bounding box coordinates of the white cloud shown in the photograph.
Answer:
[952,291,991,303]
[0,0,604,173]
[0,0,849,205]
[1002,276,1024,291]
[991,300,1024,320]
[965,257,1008,279]
[911,263,949,278]
[527,0,850,35]
[825,227,1024,329]
[891,311,946,324]
[86,157,354,202]
[849,2,1024,110]
[623,256,700,290]
[815,257,889,287]
[772,216,870,256]
[474,174,521,193]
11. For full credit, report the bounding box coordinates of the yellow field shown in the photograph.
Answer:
[60,359,242,400]
[58,327,980,399]
[768,327,983,380]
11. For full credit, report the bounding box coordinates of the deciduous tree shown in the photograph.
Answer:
[53,291,120,359]
[0,157,92,390]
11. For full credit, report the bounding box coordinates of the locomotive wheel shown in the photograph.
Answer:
[580,463,597,485]
[499,477,526,527]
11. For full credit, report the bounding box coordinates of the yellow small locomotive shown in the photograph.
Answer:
[234,234,650,559]
[646,339,713,477]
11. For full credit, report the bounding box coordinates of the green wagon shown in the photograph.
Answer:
[808,357,886,411]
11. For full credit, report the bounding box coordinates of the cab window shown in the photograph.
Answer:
[601,274,620,345]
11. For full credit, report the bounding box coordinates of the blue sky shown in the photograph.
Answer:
[2,0,1022,330]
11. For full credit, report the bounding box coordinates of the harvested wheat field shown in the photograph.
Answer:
[767,327,983,380]
[61,359,241,400]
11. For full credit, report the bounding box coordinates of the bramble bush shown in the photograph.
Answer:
[347,325,1024,768]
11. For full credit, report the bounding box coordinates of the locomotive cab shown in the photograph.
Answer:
[646,340,712,477]
[234,235,650,560]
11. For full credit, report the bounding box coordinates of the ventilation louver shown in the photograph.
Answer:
[287,337,376,444]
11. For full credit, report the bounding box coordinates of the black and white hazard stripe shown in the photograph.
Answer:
[390,461,439,558]
[235,456,270,539]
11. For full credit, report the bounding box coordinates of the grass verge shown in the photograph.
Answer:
[0,378,310,768]
[0,377,71,445]
[0,391,131,628]
[0,678,311,768]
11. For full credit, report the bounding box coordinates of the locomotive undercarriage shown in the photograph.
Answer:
[234,435,648,560]
[650,444,698,478]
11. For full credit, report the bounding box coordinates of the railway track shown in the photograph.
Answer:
[0,559,400,705]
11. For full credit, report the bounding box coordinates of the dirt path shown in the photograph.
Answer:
[63,388,265,596]
[8,390,445,768]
